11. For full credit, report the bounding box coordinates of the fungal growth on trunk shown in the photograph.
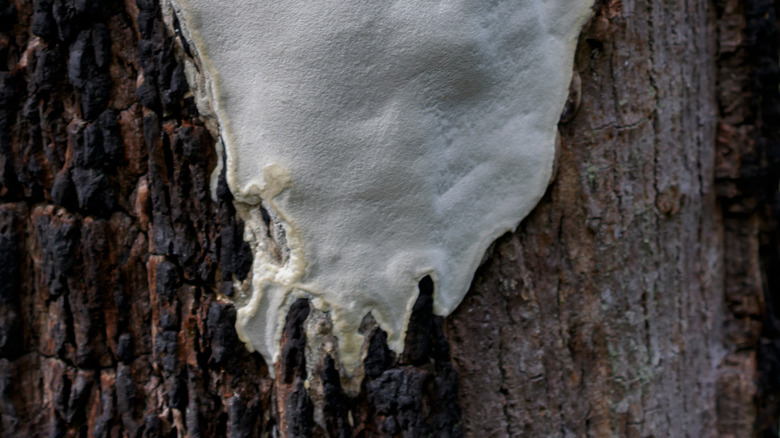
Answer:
[166,0,594,376]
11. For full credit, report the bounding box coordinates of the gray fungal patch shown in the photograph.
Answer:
[166,0,595,376]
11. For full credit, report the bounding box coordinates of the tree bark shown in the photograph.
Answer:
[0,0,778,437]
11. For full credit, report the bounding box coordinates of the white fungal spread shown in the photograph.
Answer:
[168,0,594,375]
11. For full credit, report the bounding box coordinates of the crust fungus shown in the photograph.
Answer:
[166,0,594,377]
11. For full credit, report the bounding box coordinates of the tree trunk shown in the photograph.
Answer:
[0,0,778,437]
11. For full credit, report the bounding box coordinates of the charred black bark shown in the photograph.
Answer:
[742,0,780,434]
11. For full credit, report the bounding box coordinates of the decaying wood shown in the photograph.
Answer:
[0,0,779,436]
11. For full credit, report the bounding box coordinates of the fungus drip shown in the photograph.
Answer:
[167,0,594,377]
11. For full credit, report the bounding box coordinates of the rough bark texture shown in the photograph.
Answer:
[449,1,722,435]
[0,0,779,437]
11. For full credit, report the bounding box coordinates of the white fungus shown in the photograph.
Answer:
[168,0,594,375]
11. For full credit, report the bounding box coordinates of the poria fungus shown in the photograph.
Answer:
[164,0,594,378]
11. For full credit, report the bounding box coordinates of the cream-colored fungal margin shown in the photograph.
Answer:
[167,0,594,376]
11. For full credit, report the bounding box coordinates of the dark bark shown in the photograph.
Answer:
[0,0,779,436]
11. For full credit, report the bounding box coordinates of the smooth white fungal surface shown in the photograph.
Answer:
[169,0,593,374]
